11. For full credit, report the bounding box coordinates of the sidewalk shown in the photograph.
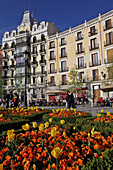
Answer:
[38,104,113,117]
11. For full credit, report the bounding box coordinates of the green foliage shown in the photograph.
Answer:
[81,148,113,170]
[67,67,82,93]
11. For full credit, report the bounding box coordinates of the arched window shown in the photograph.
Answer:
[41,34,45,41]
[33,36,37,43]
[11,42,15,48]
[4,43,9,49]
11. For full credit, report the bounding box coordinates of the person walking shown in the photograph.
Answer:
[14,93,18,107]
[6,90,13,108]
[66,91,71,109]
[71,91,76,108]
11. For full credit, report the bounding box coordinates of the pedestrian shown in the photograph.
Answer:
[71,91,76,108]
[6,90,13,108]
[82,94,85,107]
[14,93,18,107]
[66,91,71,109]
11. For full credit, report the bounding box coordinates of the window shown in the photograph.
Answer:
[12,60,14,66]
[33,67,36,75]
[107,48,113,63]
[6,34,8,38]
[33,36,37,43]
[90,26,96,36]
[77,43,83,53]
[61,48,66,57]
[92,69,99,81]
[92,53,98,65]
[50,76,55,84]
[40,44,45,52]
[105,19,111,30]
[34,27,36,31]
[33,57,36,62]
[13,32,15,37]
[33,77,36,84]
[79,72,84,80]
[41,76,44,83]
[90,38,98,49]
[41,66,45,74]
[62,75,66,85]
[61,38,66,45]
[11,80,14,86]
[105,32,113,45]
[50,51,55,59]
[78,57,84,68]
[33,46,37,54]
[50,63,55,73]
[12,70,14,77]
[50,41,55,48]
[12,51,14,55]
[41,55,44,61]
[77,31,82,40]
[108,67,113,79]
[61,61,67,72]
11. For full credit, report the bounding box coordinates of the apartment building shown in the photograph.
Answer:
[46,11,113,103]
[2,11,58,102]
[2,10,113,104]
[0,46,2,75]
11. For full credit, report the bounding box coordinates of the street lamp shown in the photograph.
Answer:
[101,71,106,79]
[24,50,29,107]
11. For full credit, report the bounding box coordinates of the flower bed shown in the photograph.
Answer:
[0,123,113,170]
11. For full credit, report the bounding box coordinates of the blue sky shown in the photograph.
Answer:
[0,0,113,44]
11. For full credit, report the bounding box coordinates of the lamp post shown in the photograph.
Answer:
[24,50,29,107]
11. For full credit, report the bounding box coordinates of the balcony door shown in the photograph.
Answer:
[62,75,66,85]
[50,63,55,73]
[92,69,99,81]
[92,53,98,65]
[91,38,97,49]
[78,57,84,68]
[61,61,67,72]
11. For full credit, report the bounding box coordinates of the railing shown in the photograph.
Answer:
[10,64,16,68]
[48,82,56,86]
[16,41,30,46]
[2,66,8,69]
[89,29,97,36]
[76,63,86,69]
[76,35,84,41]
[102,79,113,86]
[48,69,57,74]
[39,49,46,53]
[59,67,69,72]
[39,60,46,64]
[31,61,38,65]
[89,60,101,67]
[89,43,99,51]
[60,81,67,85]
[60,53,67,58]
[104,41,113,46]
[104,58,113,64]
[16,62,25,67]
[76,48,85,54]
[31,51,38,55]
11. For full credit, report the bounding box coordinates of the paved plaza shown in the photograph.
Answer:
[38,104,113,117]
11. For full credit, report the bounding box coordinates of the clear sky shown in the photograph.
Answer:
[0,0,113,44]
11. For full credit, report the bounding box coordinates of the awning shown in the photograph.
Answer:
[101,85,113,92]
[76,87,87,90]
[44,90,66,94]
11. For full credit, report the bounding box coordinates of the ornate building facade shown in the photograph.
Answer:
[2,10,113,104]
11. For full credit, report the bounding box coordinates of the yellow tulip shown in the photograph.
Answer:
[101,109,104,113]
[8,133,15,142]
[50,127,59,137]
[67,109,69,111]
[79,112,81,116]
[42,107,44,110]
[7,129,14,136]
[49,118,52,123]
[88,133,90,137]
[51,147,61,159]
[45,122,49,128]
[22,124,30,131]
[107,112,110,116]
[71,108,73,110]
[33,164,36,170]
[73,126,76,130]
[60,120,65,125]
[63,131,66,136]
[0,114,3,118]
[97,113,101,117]
[39,124,44,132]
[0,164,3,170]
[33,122,37,128]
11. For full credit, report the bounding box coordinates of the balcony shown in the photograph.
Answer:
[16,40,30,47]
[3,56,9,60]
[89,30,97,37]
[39,49,46,53]
[39,60,46,65]
[60,53,67,58]
[60,40,66,46]
[101,79,113,91]
[16,62,25,67]
[49,56,56,60]
[76,35,84,41]
[61,81,67,85]
[31,51,38,55]
[76,63,86,69]
[10,64,16,68]
[48,82,56,86]
[76,48,85,54]
[89,60,101,67]
[91,76,100,81]
[104,41,113,46]
[59,67,69,72]
[89,44,99,51]
[41,71,47,75]
[48,69,57,74]
[31,61,38,65]
[104,22,113,31]
[2,65,8,69]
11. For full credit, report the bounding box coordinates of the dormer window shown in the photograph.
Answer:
[13,32,15,37]
[34,27,36,31]
[89,26,97,36]
[6,34,8,38]
[42,25,44,29]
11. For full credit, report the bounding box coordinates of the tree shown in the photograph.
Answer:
[67,67,83,95]
[15,74,22,94]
